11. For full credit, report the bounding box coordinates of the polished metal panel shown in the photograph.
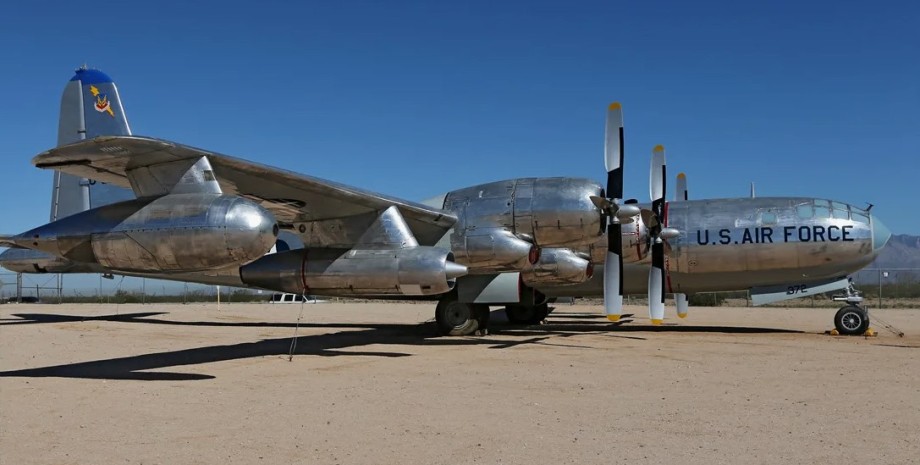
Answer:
[521,247,592,287]
[126,156,223,196]
[9,193,277,273]
[0,248,98,274]
[445,177,603,248]
[356,205,419,247]
[443,177,604,273]
[454,228,535,273]
[542,198,889,299]
[33,135,457,246]
[239,246,464,296]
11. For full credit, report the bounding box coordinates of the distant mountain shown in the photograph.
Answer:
[871,234,920,269]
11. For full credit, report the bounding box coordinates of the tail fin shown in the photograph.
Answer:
[49,67,134,221]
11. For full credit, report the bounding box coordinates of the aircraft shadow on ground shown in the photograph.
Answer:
[0,310,801,381]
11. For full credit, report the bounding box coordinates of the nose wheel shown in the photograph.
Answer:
[834,305,869,336]
[831,280,871,336]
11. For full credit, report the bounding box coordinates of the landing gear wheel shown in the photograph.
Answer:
[436,300,489,336]
[834,305,869,336]
[474,304,491,336]
[504,303,550,325]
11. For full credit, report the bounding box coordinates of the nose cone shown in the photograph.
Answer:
[871,216,891,251]
[225,199,279,262]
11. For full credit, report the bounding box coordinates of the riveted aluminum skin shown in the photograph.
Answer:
[12,193,278,272]
[521,247,593,287]
[443,177,603,272]
[453,228,535,273]
[544,197,884,297]
[239,246,465,296]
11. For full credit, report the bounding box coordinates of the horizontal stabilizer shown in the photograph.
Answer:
[750,277,851,306]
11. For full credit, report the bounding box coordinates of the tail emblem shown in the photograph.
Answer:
[89,85,115,118]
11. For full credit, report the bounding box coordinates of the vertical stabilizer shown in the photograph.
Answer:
[49,67,134,221]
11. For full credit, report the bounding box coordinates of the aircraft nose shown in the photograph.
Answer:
[871,216,891,251]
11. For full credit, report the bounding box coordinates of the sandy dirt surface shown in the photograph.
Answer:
[1,302,918,465]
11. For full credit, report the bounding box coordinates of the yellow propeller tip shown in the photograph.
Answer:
[653,144,665,152]
[677,313,688,319]
[606,315,621,322]
[608,102,621,110]
[677,172,686,179]
[651,319,664,325]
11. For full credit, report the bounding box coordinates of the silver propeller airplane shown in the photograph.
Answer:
[0,68,891,337]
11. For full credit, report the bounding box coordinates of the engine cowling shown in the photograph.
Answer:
[239,246,468,296]
[450,228,537,273]
[444,178,604,252]
[14,193,278,272]
[521,247,593,287]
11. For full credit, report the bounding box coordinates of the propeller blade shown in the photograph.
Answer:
[647,145,667,325]
[603,103,625,321]
[649,254,665,324]
[675,172,687,201]
[604,249,623,321]
[605,103,624,200]
[650,145,665,203]
[676,293,689,318]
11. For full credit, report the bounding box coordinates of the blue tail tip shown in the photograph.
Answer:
[70,67,114,85]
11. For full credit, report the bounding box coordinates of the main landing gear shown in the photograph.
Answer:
[434,287,552,336]
[435,295,490,336]
[831,281,871,336]
[504,303,550,325]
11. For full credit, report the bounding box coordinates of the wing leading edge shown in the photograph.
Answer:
[32,136,457,247]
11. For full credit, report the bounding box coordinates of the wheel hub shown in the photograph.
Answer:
[446,303,471,326]
[841,312,863,331]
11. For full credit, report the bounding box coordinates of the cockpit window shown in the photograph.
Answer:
[831,201,849,219]
[796,204,814,219]
[851,211,869,224]
[814,199,830,207]
[814,205,831,219]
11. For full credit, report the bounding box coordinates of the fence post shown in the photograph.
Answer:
[878,269,882,309]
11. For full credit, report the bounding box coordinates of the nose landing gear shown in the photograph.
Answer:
[831,280,873,336]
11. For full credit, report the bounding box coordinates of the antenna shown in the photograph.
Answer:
[750,182,756,198]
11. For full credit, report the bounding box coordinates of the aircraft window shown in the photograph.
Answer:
[796,204,814,219]
[271,294,282,302]
[283,294,294,302]
[832,206,849,219]
[814,199,830,207]
[814,206,831,219]
[832,201,848,210]
[851,211,869,223]
[759,212,777,225]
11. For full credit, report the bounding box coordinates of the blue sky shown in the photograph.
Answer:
[0,1,917,293]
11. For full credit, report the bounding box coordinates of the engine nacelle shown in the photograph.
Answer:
[521,247,593,287]
[13,193,278,272]
[239,246,467,296]
[444,178,603,252]
[451,228,537,274]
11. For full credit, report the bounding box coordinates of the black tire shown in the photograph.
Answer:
[532,303,550,322]
[504,303,550,325]
[504,304,535,324]
[474,304,491,334]
[834,305,869,336]
[435,299,480,336]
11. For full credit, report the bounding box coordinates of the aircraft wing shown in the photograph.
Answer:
[32,136,456,247]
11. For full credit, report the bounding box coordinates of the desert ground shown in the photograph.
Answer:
[1,302,918,465]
